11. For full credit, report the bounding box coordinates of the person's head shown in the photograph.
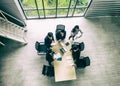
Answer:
[47,32,53,40]
[74,25,79,31]
[72,45,79,52]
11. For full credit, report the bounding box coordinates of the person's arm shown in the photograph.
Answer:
[52,35,55,42]
[79,29,83,34]
[74,29,83,39]
[44,37,47,45]
[44,37,50,47]
[56,31,61,41]
[63,31,66,40]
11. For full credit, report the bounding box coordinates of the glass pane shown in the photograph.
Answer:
[37,0,56,9]
[77,0,90,6]
[37,0,43,9]
[57,9,68,17]
[39,10,44,18]
[25,10,39,18]
[45,10,56,17]
[58,0,69,7]
[74,8,86,16]
[68,8,74,16]
[21,0,36,8]
[44,0,56,8]
[70,0,76,8]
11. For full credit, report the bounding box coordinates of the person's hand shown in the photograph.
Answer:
[71,63,77,68]
[52,40,55,43]
[58,39,62,42]
[75,34,82,39]
[75,37,79,39]
[75,36,80,39]
[49,46,52,49]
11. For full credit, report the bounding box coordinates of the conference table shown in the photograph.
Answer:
[52,40,76,82]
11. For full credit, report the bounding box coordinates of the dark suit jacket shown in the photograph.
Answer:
[71,43,81,62]
[72,50,80,61]
[56,30,66,40]
[46,51,54,63]
[44,36,54,48]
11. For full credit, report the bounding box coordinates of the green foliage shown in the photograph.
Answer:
[21,0,89,17]
[77,0,89,5]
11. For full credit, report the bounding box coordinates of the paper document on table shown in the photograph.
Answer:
[66,56,74,66]
[60,42,64,46]
[54,53,62,61]
[66,56,72,60]
[51,42,56,46]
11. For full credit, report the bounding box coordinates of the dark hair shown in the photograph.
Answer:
[72,25,79,32]
[74,25,79,29]
[61,29,65,33]
[72,45,78,50]
[48,32,53,37]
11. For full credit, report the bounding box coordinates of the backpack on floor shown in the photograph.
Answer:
[83,56,90,66]
[76,56,90,68]
[42,65,54,77]
[76,59,86,68]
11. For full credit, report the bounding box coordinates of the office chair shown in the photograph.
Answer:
[35,41,47,55]
[71,42,85,51]
[79,42,85,51]
[55,24,65,33]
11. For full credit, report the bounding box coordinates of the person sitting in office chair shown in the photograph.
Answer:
[71,43,81,65]
[46,48,54,66]
[56,29,66,41]
[69,25,83,40]
[44,32,55,49]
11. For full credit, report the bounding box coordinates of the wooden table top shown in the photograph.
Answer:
[52,40,76,82]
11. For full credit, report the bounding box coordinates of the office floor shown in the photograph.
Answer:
[0,17,120,86]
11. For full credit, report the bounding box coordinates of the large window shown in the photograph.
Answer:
[19,0,91,19]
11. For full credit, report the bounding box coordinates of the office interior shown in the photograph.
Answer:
[0,0,120,86]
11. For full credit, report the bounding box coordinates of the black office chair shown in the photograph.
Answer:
[79,42,85,51]
[35,41,47,55]
[55,24,66,40]
[55,24,65,33]
[71,42,85,51]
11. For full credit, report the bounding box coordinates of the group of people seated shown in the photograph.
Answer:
[44,25,83,66]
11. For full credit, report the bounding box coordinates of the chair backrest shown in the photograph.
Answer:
[56,24,65,32]
[35,41,47,54]
[71,42,85,51]
[79,42,85,51]
[35,41,40,51]
[71,42,80,50]
[39,42,47,54]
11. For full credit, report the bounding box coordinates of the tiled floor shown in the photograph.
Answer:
[0,17,120,86]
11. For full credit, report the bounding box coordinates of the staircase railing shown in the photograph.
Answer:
[0,10,27,45]
[0,9,26,27]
